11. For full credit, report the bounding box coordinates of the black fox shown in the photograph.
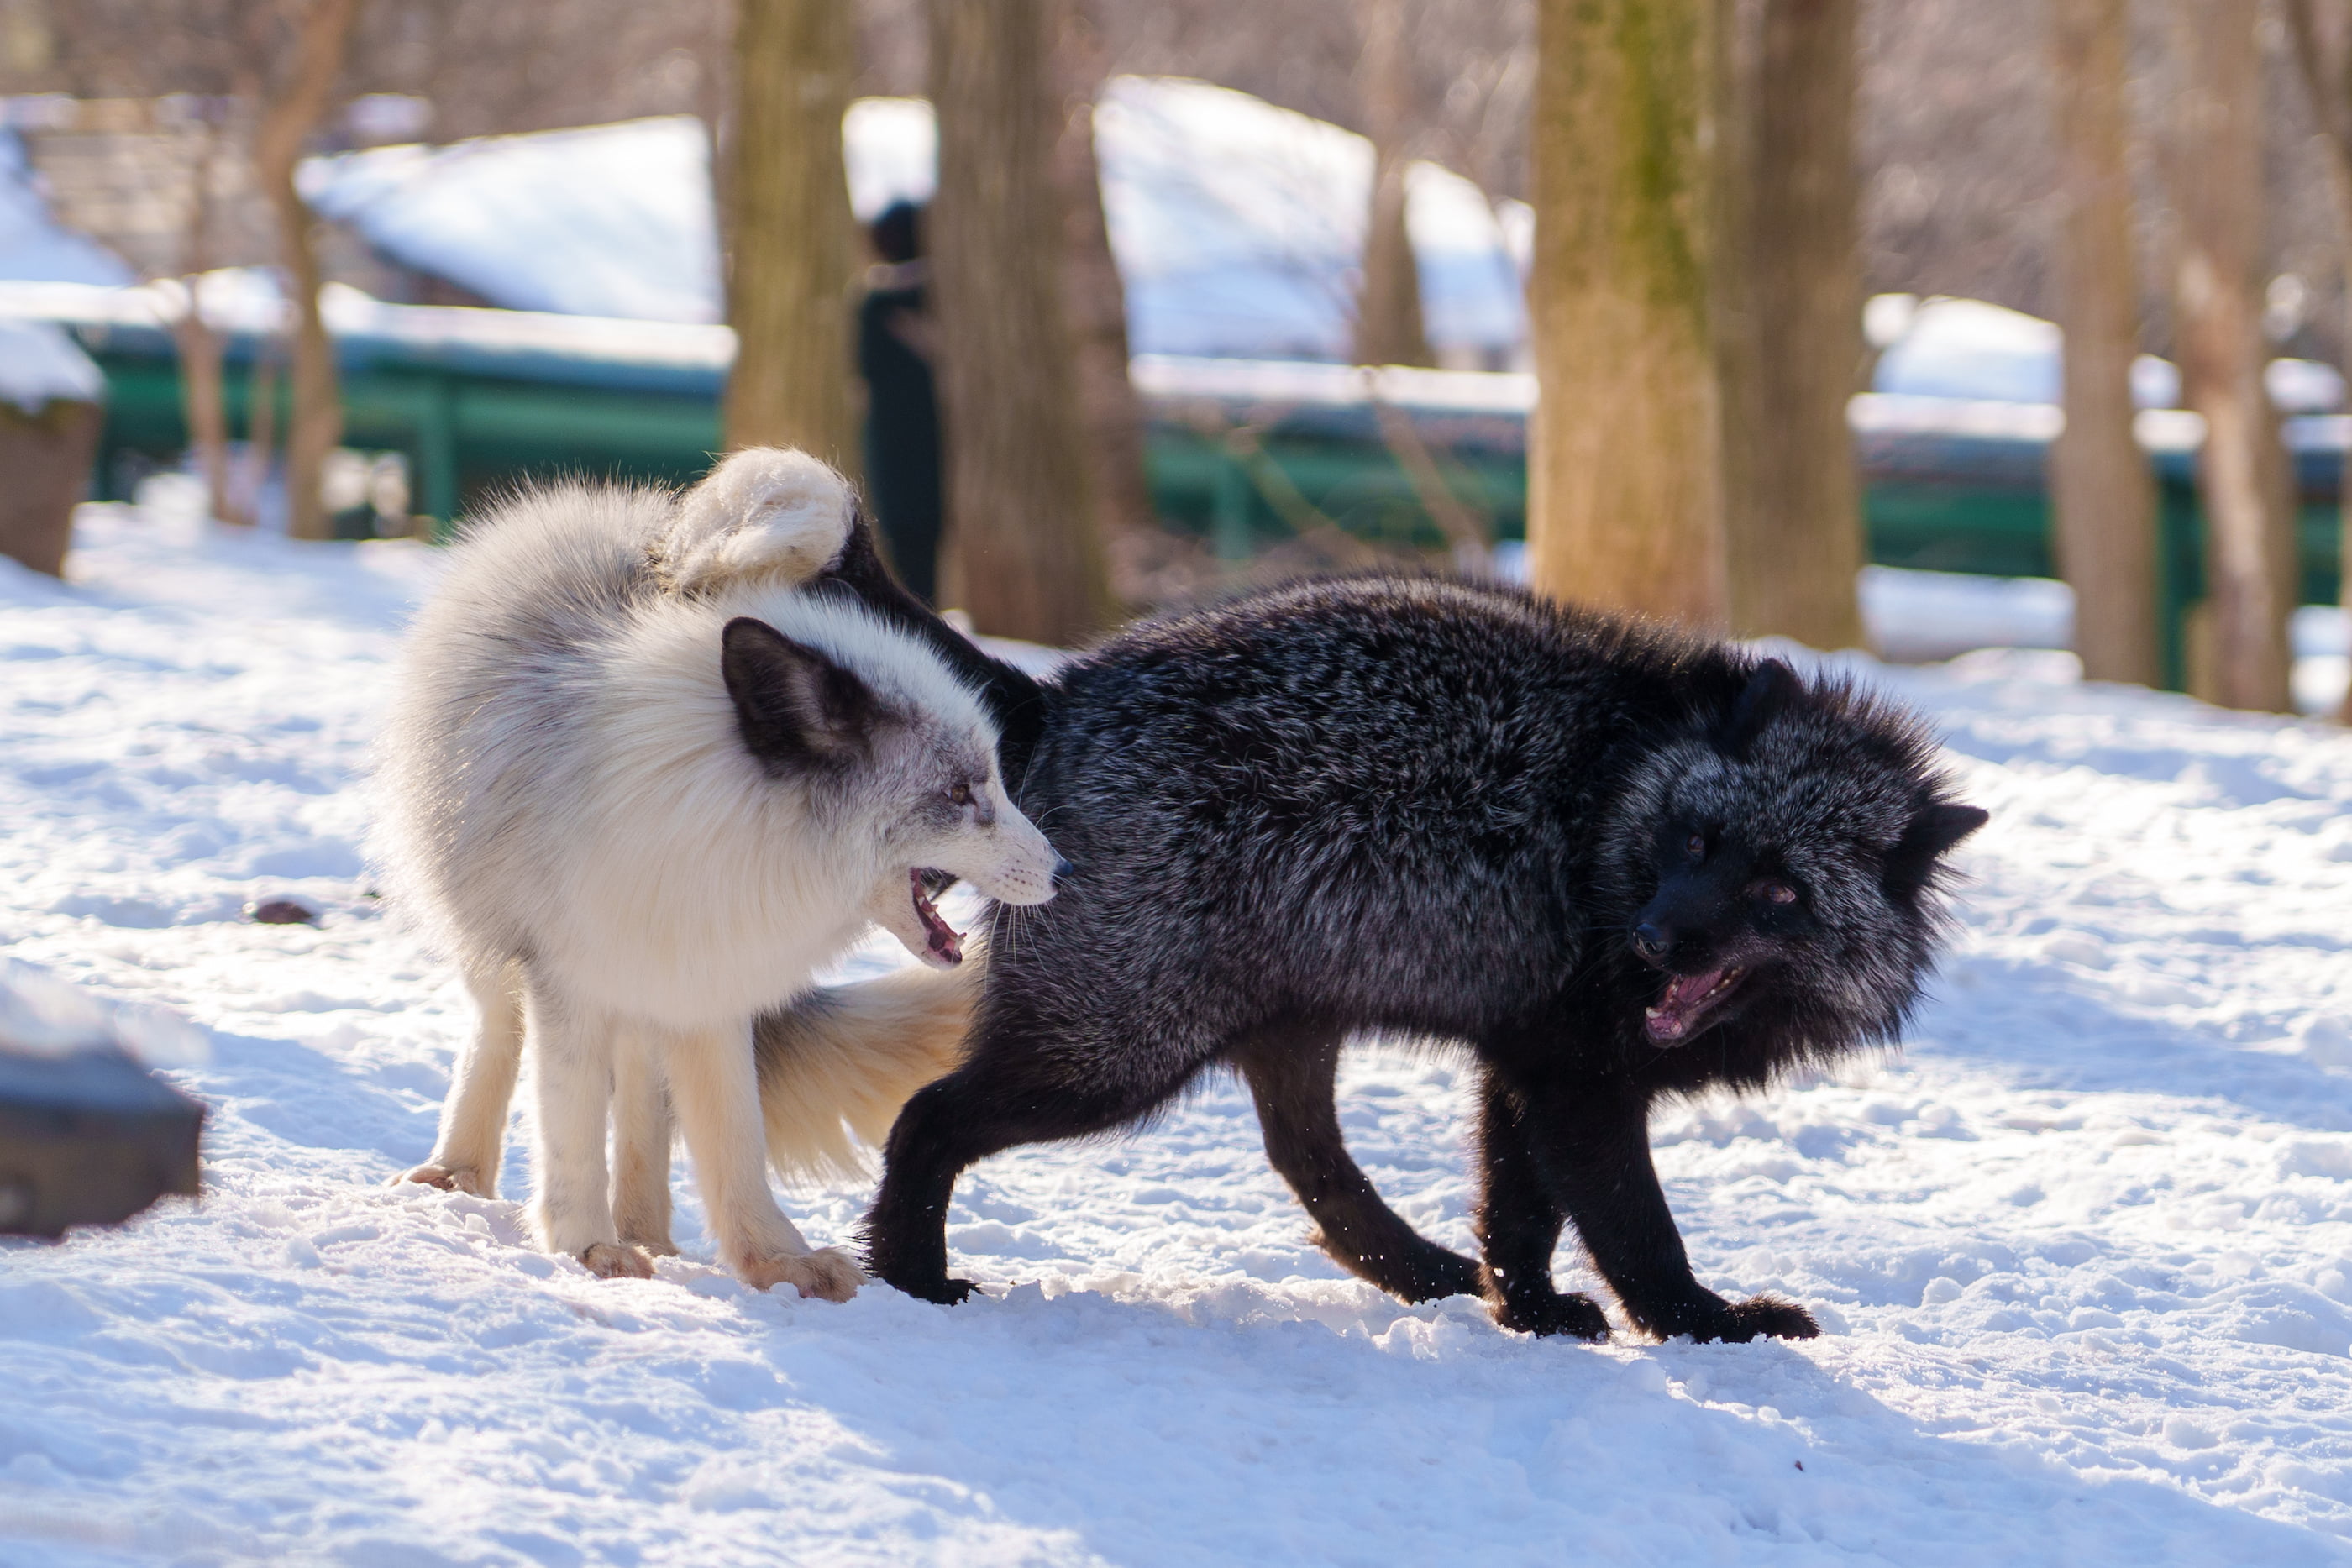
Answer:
[804,526,1986,1343]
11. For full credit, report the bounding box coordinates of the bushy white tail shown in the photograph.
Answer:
[753,960,978,1183]
[661,447,853,596]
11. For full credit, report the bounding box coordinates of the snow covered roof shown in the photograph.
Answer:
[297,117,720,324]
[0,128,134,288]
[1094,77,1524,361]
[1871,294,2344,414]
[0,315,103,411]
[296,80,1530,364]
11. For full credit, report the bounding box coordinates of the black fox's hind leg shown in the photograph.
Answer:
[1473,1075,1610,1340]
[1232,1030,1481,1303]
[862,1020,1200,1303]
[1514,1075,1817,1344]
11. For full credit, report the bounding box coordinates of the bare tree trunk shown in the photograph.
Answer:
[1719,0,1866,649]
[723,0,856,466]
[170,278,239,526]
[1528,0,1728,628]
[2286,0,2352,721]
[238,350,279,524]
[1053,2,1156,550]
[2166,0,2295,711]
[169,120,244,527]
[927,0,1111,644]
[2050,0,2158,685]
[1354,0,1435,368]
[250,0,360,543]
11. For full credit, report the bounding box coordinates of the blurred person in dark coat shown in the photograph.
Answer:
[857,202,943,606]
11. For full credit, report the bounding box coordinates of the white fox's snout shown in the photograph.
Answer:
[954,807,1064,908]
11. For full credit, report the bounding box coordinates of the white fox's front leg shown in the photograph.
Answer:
[611,1034,677,1256]
[664,1020,863,1300]
[526,973,649,1279]
[402,961,522,1197]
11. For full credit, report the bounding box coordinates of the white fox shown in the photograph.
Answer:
[377,448,1058,1297]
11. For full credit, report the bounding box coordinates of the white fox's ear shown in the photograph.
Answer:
[665,448,853,595]
[721,617,882,768]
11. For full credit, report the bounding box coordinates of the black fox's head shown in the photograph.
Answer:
[1604,659,1987,1056]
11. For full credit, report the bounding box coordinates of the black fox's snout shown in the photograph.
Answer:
[1629,867,1780,1044]
[1629,872,1744,971]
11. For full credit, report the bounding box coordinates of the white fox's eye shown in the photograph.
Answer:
[948,781,973,807]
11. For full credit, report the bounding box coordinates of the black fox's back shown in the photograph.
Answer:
[993,578,1755,1072]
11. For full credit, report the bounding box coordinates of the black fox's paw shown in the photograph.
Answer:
[1488,1287,1612,1340]
[1725,1294,1819,1340]
[885,1272,979,1306]
[1335,1235,1483,1304]
[1672,1293,1819,1343]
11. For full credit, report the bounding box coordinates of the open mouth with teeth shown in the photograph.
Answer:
[909,868,963,967]
[1644,966,1746,1043]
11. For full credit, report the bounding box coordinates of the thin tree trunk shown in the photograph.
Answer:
[723,0,857,466]
[2285,0,2352,721]
[1528,0,1728,628]
[170,121,244,527]
[1053,2,1156,549]
[250,0,360,543]
[238,350,279,525]
[2166,0,2295,711]
[2050,0,2159,685]
[1719,0,1866,649]
[170,280,238,526]
[927,0,1111,644]
[1354,0,1435,368]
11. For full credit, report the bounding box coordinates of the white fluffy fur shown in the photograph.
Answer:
[379,449,1057,1296]
[609,960,981,1251]
[659,445,854,595]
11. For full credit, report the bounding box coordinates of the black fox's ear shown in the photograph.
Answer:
[721,616,881,768]
[1905,802,1988,857]
[1884,802,1988,894]
[1715,659,1804,759]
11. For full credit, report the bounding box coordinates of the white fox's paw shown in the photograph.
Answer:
[664,448,852,595]
[398,1162,489,1198]
[738,1245,864,1302]
[619,1227,680,1258]
[579,1242,658,1281]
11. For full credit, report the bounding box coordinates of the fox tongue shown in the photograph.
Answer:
[910,869,963,966]
[1645,968,1730,1043]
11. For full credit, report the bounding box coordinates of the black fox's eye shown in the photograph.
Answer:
[1685,832,1706,862]
[948,781,973,807]
[1760,882,1797,905]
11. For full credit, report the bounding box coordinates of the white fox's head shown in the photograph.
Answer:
[719,616,1060,968]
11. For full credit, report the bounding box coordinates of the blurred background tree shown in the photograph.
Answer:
[722,0,857,468]
[2286,0,2352,722]
[2163,0,2297,711]
[925,0,1112,644]
[2049,0,2159,689]
[1525,0,1729,629]
[1719,0,1869,652]
[1352,0,1434,369]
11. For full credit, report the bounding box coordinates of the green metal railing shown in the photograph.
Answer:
[48,307,2346,695]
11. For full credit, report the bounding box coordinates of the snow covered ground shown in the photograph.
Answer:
[3,508,2352,1566]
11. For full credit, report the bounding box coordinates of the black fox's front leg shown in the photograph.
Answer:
[1511,1073,1817,1344]
[1473,1075,1610,1338]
